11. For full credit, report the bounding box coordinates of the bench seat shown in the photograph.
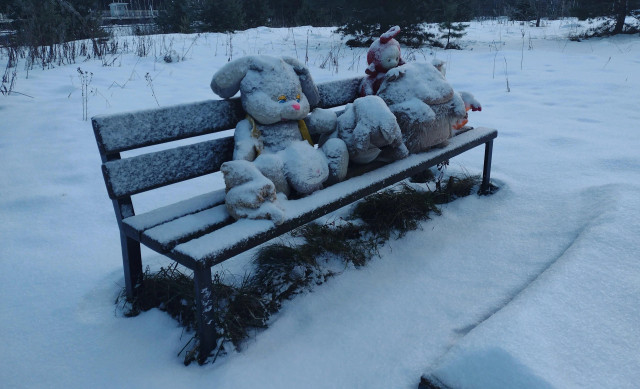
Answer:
[121,127,496,270]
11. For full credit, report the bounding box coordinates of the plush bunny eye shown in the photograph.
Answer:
[296,94,301,103]
[278,95,287,103]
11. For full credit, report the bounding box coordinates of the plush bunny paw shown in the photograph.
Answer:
[221,160,285,224]
[321,138,349,185]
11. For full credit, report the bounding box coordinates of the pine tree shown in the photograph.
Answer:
[268,0,302,27]
[201,0,245,32]
[337,0,435,48]
[295,0,335,26]
[155,0,192,33]
[439,22,468,49]
[295,0,350,26]
[0,0,10,13]
[7,0,105,46]
[513,0,536,21]
[434,0,472,49]
[571,0,640,35]
[243,0,271,28]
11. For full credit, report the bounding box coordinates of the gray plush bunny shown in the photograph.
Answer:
[211,56,349,224]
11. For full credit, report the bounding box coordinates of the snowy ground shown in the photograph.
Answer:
[1,19,639,388]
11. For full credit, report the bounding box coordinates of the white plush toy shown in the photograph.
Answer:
[431,59,483,132]
[358,27,481,154]
[220,160,286,224]
[211,55,349,223]
[212,55,410,223]
[309,95,409,165]
[376,61,470,153]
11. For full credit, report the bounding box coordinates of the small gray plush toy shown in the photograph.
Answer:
[309,95,409,164]
[211,55,349,224]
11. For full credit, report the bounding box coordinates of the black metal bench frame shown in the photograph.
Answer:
[91,76,497,363]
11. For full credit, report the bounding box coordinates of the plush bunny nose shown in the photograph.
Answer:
[292,103,301,111]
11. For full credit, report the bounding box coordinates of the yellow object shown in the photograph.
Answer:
[297,119,314,146]
[246,115,314,156]
[246,115,264,155]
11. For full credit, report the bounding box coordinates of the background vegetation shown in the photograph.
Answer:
[1,0,638,49]
[1,0,637,96]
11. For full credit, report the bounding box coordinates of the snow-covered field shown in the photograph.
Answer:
[1,19,639,388]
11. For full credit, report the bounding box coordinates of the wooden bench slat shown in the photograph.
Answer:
[122,190,227,238]
[141,204,233,253]
[103,137,234,199]
[170,127,498,268]
[316,76,363,109]
[91,76,362,156]
[92,99,245,155]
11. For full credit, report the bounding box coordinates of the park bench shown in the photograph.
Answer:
[91,75,497,363]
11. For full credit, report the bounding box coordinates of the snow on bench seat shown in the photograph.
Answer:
[141,205,232,253]
[171,127,497,267]
[122,190,227,238]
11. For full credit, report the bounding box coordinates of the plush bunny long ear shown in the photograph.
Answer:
[282,57,320,107]
[210,56,261,98]
[380,26,401,44]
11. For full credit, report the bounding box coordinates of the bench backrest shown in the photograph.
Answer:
[92,77,363,204]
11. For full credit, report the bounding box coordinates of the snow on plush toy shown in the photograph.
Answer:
[326,95,409,164]
[211,55,349,224]
[308,95,409,165]
[358,26,461,151]
[371,57,484,153]
[375,60,467,152]
[358,27,483,153]
[360,26,406,97]
[220,160,285,223]
[431,59,483,131]
[452,91,483,130]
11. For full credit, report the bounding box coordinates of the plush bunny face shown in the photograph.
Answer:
[368,41,402,73]
[240,62,310,125]
[366,26,405,75]
[211,56,320,125]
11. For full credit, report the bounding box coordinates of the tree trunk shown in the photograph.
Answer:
[613,0,628,34]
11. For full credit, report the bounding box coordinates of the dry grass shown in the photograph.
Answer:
[121,172,484,364]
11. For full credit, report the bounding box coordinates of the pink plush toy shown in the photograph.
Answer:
[360,26,406,96]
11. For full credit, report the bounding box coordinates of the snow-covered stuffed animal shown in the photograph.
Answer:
[211,55,349,223]
[360,26,406,97]
[452,91,483,131]
[220,160,285,224]
[311,95,409,164]
[375,59,486,153]
[431,59,483,132]
[358,27,482,153]
[375,61,466,152]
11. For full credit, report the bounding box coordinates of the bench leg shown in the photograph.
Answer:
[121,232,143,299]
[193,266,217,364]
[479,140,494,195]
